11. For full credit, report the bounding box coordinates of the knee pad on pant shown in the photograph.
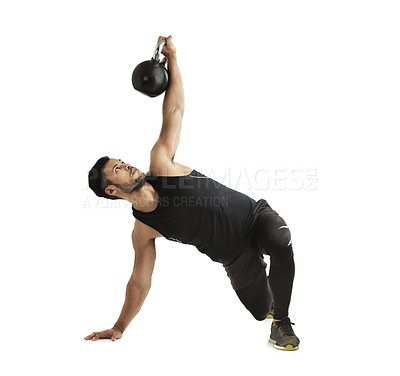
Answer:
[253,214,293,261]
[271,226,294,260]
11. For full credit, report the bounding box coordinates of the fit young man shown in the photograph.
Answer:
[85,36,300,351]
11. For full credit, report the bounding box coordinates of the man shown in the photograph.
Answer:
[85,36,300,351]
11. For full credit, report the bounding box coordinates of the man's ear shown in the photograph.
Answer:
[105,185,118,197]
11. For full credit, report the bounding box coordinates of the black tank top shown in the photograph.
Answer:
[132,169,257,265]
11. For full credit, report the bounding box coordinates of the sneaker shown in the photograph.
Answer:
[269,317,300,351]
[266,303,274,319]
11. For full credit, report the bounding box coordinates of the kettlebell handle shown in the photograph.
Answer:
[153,39,166,61]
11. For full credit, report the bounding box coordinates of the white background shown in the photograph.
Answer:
[1,0,399,374]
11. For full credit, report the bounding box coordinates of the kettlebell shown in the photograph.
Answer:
[132,39,169,98]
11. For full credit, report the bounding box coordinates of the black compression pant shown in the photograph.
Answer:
[235,204,295,320]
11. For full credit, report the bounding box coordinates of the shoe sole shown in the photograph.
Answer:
[269,338,299,351]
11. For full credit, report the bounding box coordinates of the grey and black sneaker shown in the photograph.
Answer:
[269,316,300,351]
[266,303,274,319]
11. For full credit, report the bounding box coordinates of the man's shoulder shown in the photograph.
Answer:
[148,160,193,177]
[133,220,163,240]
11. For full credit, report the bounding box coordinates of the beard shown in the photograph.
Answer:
[115,172,147,194]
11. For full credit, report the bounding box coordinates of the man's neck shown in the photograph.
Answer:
[128,182,159,212]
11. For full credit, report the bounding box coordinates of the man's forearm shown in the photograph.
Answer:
[163,55,184,113]
[113,280,150,333]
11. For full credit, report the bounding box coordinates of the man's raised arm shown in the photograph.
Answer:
[151,35,184,165]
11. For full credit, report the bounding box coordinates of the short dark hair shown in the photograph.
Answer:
[88,156,122,200]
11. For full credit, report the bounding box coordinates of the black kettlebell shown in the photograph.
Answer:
[132,40,169,98]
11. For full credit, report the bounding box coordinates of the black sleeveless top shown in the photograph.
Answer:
[131,169,257,265]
